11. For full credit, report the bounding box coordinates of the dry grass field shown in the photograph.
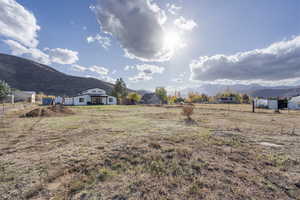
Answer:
[1,104,300,200]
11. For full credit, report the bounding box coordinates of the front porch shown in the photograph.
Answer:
[91,96,108,105]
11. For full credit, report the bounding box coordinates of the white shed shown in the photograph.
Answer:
[254,99,268,108]
[288,96,300,110]
[268,100,278,110]
[14,91,36,103]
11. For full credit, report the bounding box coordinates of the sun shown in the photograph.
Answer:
[163,31,182,51]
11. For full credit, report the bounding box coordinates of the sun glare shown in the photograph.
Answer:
[164,31,182,51]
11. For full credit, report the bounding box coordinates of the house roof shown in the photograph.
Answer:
[141,93,161,104]
[82,93,108,97]
[142,93,156,99]
[290,96,300,102]
[15,91,36,95]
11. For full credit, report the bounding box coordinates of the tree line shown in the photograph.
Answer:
[0,78,251,105]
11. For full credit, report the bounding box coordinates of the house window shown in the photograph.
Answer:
[109,98,114,103]
[79,98,85,103]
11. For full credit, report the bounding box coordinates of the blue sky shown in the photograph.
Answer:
[1,0,300,92]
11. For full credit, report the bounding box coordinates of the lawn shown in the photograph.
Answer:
[0,104,300,199]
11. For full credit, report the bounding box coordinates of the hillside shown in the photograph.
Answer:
[181,83,300,98]
[0,53,116,96]
[250,87,300,98]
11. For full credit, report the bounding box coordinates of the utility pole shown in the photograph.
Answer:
[252,99,255,113]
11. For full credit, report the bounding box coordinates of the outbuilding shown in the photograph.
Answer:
[141,93,161,104]
[288,96,300,110]
[217,96,238,104]
[14,91,36,103]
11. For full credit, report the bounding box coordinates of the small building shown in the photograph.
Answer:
[42,97,54,105]
[141,93,161,104]
[288,96,300,110]
[217,96,237,104]
[268,100,278,110]
[254,98,288,110]
[54,96,64,104]
[254,99,268,108]
[67,88,117,106]
[3,94,14,104]
[14,91,36,103]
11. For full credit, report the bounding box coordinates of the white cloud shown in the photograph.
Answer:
[0,0,40,48]
[86,75,114,83]
[89,65,109,75]
[3,39,50,64]
[101,75,116,84]
[71,64,110,76]
[86,34,111,49]
[72,64,88,72]
[44,48,79,65]
[124,65,135,71]
[92,0,177,62]
[4,40,80,66]
[1,0,82,67]
[166,3,182,15]
[172,78,184,83]
[135,64,165,74]
[129,72,153,82]
[85,74,115,84]
[73,64,114,83]
[190,36,300,83]
[127,64,164,82]
[174,16,197,31]
[125,64,164,74]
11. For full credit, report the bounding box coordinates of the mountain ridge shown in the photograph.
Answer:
[0,53,118,96]
[180,84,300,98]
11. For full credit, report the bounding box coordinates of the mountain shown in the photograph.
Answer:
[0,53,117,96]
[249,87,300,98]
[136,90,151,96]
[180,84,267,96]
[180,83,300,98]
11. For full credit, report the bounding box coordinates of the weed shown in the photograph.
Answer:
[265,153,290,167]
[146,160,167,176]
[148,142,161,149]
[96,168,116,182]
[182,104,194,121]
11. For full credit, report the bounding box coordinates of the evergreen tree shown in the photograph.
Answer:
[112,78,128,104]
[0,80,10,101]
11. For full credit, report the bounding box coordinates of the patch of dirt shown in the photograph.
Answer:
[184,119,199,126]
[143,112,178,120]
[22,105,74,118]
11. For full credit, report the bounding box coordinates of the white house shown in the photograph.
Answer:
[217,96,238,104]
[288,96,300,110]
[54,96,64,104]
[254,99,268,108]
[63,88,117,106]
[254,98,278,110]
[14,91,36,103]
[254,98,289,110]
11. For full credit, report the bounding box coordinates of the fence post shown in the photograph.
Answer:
[252,100,255,113]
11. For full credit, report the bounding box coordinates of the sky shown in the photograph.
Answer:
[0,0,300,92]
